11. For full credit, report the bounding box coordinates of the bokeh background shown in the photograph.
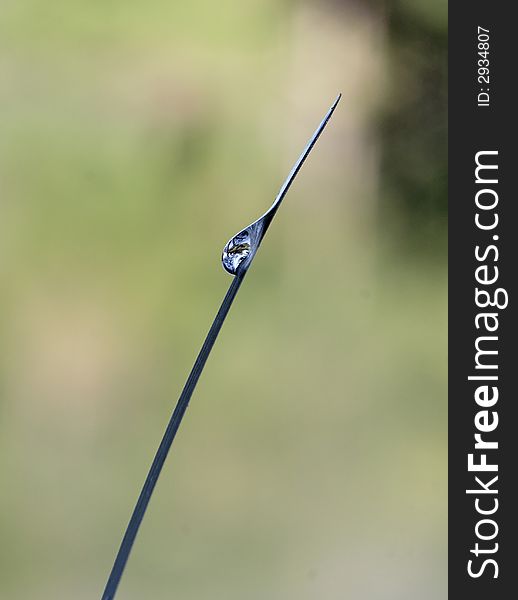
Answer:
[0,1,447,598]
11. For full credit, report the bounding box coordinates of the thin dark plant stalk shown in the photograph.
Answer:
[101,272,245,600]
[101,95,340,600]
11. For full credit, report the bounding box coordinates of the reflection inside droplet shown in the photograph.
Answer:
[222,229,251,274]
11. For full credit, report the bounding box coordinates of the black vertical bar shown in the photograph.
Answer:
[449,3,516,598]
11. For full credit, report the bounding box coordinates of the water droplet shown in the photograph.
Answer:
[222,208,269,275]
[222,229,252,275]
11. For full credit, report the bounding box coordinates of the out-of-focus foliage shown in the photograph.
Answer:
[1,1,446,599]
[380,0,448,253]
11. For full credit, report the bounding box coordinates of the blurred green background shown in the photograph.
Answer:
[0,1,446,598]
